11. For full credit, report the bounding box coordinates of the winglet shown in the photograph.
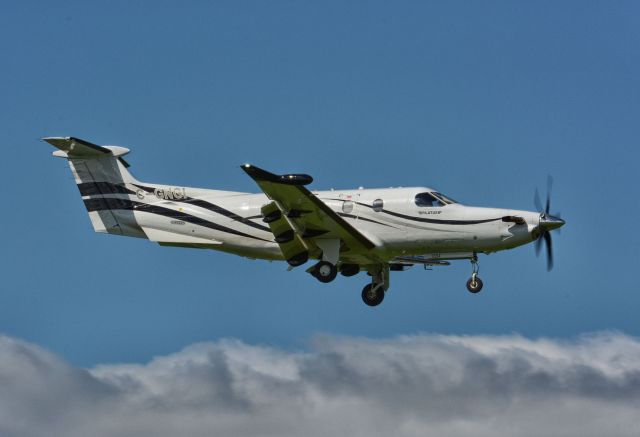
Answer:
[241,164,313,186]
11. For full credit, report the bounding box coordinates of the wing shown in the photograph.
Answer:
[242,164,377,264]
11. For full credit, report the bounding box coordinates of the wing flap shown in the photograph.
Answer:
[261,202,309,266]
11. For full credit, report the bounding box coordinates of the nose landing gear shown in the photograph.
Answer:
[466,256,484,293]
[361,265,389,307]
[362,283,385,306]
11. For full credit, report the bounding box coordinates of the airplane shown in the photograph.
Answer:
[44,136,565,307]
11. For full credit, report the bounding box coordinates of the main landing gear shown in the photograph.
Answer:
[311,260,338,283]
[466,256,483,293]
[311,240,340,284]
[310,261,388,307]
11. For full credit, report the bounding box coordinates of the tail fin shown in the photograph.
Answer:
[45,137,145,238]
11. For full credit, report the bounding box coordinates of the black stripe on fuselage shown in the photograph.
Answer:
[182,199,271,232]
[83,197,135,211]
[338,213,398,228]
[83,198,272,242]
[324,198,501,225]
[132,184,156,193]
[78,181,136,196]
[132,184,271,232]
[375,208,501,225]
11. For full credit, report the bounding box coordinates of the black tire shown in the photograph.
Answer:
[340,264,360,277]
[361,283,385,306]
[466,276,484,293]
[314,261,338,283]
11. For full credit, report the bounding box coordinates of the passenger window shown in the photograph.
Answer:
[372,199,384,212]
[415,192,443,207]
[342,200,354,214]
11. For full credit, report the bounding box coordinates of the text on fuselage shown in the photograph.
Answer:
[155,187,187,200]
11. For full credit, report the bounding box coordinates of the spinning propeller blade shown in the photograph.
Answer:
[544,231,553,271]
[545,175,553,215]
[534,175,564,271]
[534,233,543,256]
[534,188,543,213]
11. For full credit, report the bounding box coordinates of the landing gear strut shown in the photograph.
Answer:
[361,265,390,307]
[466,255,483,293]
[312,261,337,283]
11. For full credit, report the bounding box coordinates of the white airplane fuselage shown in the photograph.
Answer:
[45,136,565,306]
[125,184,540,262]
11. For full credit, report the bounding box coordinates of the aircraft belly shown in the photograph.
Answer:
[208,242,284,260]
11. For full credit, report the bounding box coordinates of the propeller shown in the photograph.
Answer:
[533,175,565,271]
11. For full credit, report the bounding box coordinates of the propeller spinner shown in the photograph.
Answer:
[533,175,565,271]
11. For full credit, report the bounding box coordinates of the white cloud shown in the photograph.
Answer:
[1,332,639,437]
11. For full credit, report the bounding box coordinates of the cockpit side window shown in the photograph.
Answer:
[415,192,444,207]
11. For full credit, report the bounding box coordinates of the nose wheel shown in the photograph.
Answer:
[362,283,385,306]
[466,275,483,293]
[466,256,484,293]
[361,265,390,307]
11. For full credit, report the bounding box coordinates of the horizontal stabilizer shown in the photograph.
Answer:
[43,137,130,159]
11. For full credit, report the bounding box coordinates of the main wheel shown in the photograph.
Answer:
[361,283,385,306]
[314,261,338,283]
[340,264,360,277]
[466,276,484,293]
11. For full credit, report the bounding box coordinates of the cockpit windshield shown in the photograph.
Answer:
[415,192,444,207]
[432,192,458,204]
[415,191,458,207]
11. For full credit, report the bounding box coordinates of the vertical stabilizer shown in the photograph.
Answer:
[44,137,145,238]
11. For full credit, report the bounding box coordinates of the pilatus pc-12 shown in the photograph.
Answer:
[45,137,565,306]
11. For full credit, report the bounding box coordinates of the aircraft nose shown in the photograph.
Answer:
[540,214,565,231]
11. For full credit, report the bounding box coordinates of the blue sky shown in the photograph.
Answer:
[1,1,639,367]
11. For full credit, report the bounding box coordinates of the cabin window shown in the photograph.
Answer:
[372,199,384,212]
[415,192,444,207]
[342,200,354,214]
